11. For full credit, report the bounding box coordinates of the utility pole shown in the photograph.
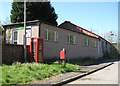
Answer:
[24,0,27,62]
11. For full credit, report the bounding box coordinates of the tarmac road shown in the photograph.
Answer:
[64,61,118,84]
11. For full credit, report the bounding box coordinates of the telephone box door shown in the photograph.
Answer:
[37,38,43,63]
[30,37,43,63]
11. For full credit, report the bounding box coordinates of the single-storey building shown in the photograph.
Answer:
[3,20,115,61]
[58,21,113,58]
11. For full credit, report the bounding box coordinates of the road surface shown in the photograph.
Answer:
[64,61,118,84]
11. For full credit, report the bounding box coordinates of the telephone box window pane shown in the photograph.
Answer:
[14,32,17,40]
[44,30,47,40]
[32,43,36,59]
[48,30,54,41]
[39,42,42,60]
[39,43,42,61]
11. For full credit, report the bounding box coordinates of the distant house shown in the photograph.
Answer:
[3,20,116,60]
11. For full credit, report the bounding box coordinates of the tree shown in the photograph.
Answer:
[0,22,5,43]
[11,2,58,26]
[0,17,12,44]
[3,17,11,24]
[104,31,117,43]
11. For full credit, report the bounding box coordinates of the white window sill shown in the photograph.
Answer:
[44,39,59,43]
[67,42,76,45]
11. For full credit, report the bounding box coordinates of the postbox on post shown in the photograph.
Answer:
[30,37,43,63]
[60,48,66,67]
[60,49,66,60]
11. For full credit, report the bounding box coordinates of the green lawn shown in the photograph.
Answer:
[1,62,82,85]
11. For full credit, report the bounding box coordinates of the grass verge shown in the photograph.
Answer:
[1,62,82,85]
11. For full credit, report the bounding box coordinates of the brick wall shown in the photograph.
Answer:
[2,44,24,64]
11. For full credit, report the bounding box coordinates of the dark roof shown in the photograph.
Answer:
[59,21,99,38]
[3,20,39,27]
[59,21,113,44]
[3,20,57,28]
[3,20,102,39]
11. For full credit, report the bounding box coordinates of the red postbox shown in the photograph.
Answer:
[30,37,43,63]
[60,48,66,60]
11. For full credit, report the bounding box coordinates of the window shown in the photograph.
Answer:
[14,31,17,40]
[67,34,70,43]
[74,35,76,44]
[87,39,89,46]
[82,38,85,45]
[48,30,54,41]
[44,29,48,40]
[70,35,74,43]
[13,30,18,44]
[92,40,97,48]
[54,31,58,41]
[67,34,76,44]
[26,26,31,38]
[82,38,89,46]
[44,29,58,41]
[94,40,97,47]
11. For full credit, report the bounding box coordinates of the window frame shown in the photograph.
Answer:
[82,37,85,46]
[67,34,76,44]
[44,29,48,40]
[67,34,70,43]
[73,35,76,44]
[26,26,31,38]
[48,30,55,41]
[54,31,58,41]
[92,40,97,48]
[82,37,89,47]
[44,29,58,42]
[12,30,18,44]
[94,40,97,47]
[87,39,89,46]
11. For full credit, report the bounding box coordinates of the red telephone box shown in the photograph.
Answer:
[30,37,43,63]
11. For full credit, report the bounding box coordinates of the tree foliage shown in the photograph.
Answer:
[11,2,58,26]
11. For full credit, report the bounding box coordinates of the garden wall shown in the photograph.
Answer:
[2,44,24,64]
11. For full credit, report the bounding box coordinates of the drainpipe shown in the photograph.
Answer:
[98,39,100,58]
[39,22,41,37]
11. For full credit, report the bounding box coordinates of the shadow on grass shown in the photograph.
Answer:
[66,57,120,66]
[2,56,120,66]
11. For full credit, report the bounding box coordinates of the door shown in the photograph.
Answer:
[13,30,18,44]
[102,41,104,54]
[38,39,43,62]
